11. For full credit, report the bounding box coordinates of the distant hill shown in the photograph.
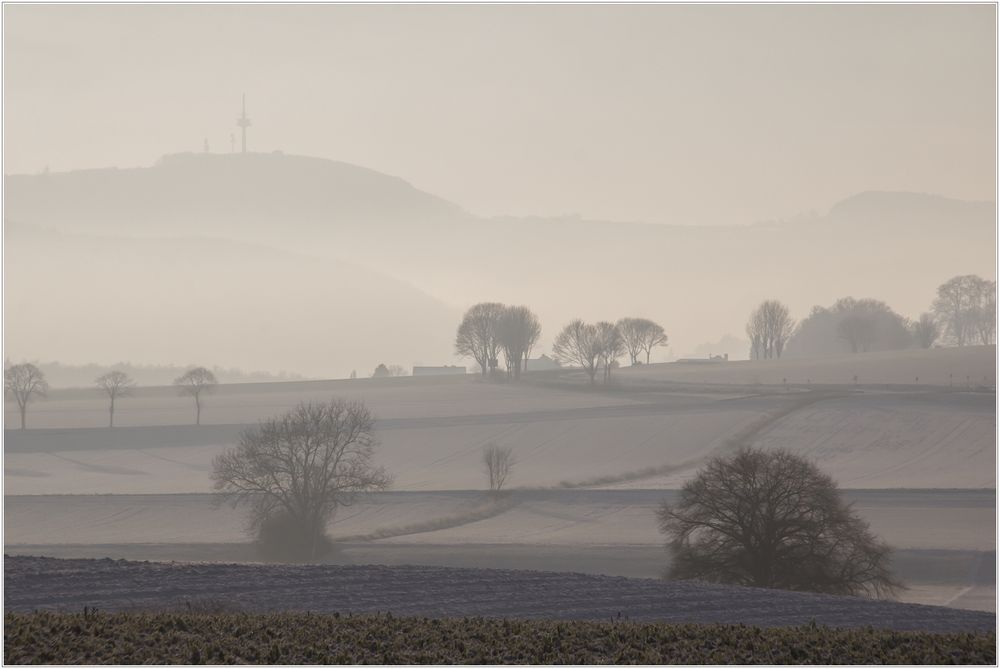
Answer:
[5,152,466,240]
[4,153,996,366]
[828,191,995,230]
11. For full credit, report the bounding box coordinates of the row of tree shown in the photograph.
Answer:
[455,303,669,385]
[3,362,218,429]
[744,274,995,360]
[551,318,668,385]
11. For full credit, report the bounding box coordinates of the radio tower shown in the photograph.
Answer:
[236,94,252,153]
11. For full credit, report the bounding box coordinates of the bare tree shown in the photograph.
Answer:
[746,300,795,359]
[483,442,515,492]
[617,318,668,366]
[552,320,602,385]
[746,309,765,360]
[387,364,409,377]
[972,278,997,345]
[911,313,940,349]
[522,311,542,372]
[639,321,668,364]
[455,302,505,377]
[174,366,218,425]
[212,399,391,561]
[95,370,135,427]
[657,448,900,598]
[618,318,646,366]
[497,305,541,380]
[4,362,48,430]
[932,275,995,346]
[595,321,624,383]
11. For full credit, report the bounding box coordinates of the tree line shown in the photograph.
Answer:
[455,303,668,385]
[3,362,219,429]
[744,273,995,360]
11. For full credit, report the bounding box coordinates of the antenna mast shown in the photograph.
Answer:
[236,94,252,153]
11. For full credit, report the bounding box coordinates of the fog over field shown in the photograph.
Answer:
[3,1,997,644]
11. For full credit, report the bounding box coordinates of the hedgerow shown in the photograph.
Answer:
[4,611,995,664]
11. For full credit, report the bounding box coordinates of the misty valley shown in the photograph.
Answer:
[3,3,997,664]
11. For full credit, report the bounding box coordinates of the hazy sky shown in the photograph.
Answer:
[4,4,996,225]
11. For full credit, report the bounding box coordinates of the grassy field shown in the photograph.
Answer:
[5,611,995,664]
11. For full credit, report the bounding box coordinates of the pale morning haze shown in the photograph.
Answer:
[3,3,997,664]
[4,4,995,223]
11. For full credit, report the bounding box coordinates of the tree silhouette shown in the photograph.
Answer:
[658,448,900,598]
[174,367,218,425]
[212,399,391,561]
[553,320,602,385]
[4,362,48,430]
[95,370,135,427]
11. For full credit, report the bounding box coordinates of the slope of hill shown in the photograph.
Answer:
[5,153,994,362]
[5,152,466,237]
[828,190,996,234]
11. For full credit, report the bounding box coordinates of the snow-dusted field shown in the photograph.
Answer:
[5,389,993,493]
[4,376,641,429]
[4,348,995,621]
[4,556,993,633]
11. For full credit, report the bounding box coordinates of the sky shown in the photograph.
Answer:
[3,3,996,226]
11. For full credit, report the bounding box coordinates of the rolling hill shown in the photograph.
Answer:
[5,153,995,367]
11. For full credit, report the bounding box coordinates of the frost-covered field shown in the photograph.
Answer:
[6,489,995,612]
[4,556,994,633]
[5,389,994,493]
[4,348,995,620]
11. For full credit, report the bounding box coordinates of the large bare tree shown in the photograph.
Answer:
[658,448,900,598]
[497,305,541,380]
[174,366,218,425]
[552,320,602,385]
[746,300,794,359]
[212,399,391,561]
[455,302,505,377]
[483,442,516,492]
[95,370,135,427]
[4,362,48,430]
